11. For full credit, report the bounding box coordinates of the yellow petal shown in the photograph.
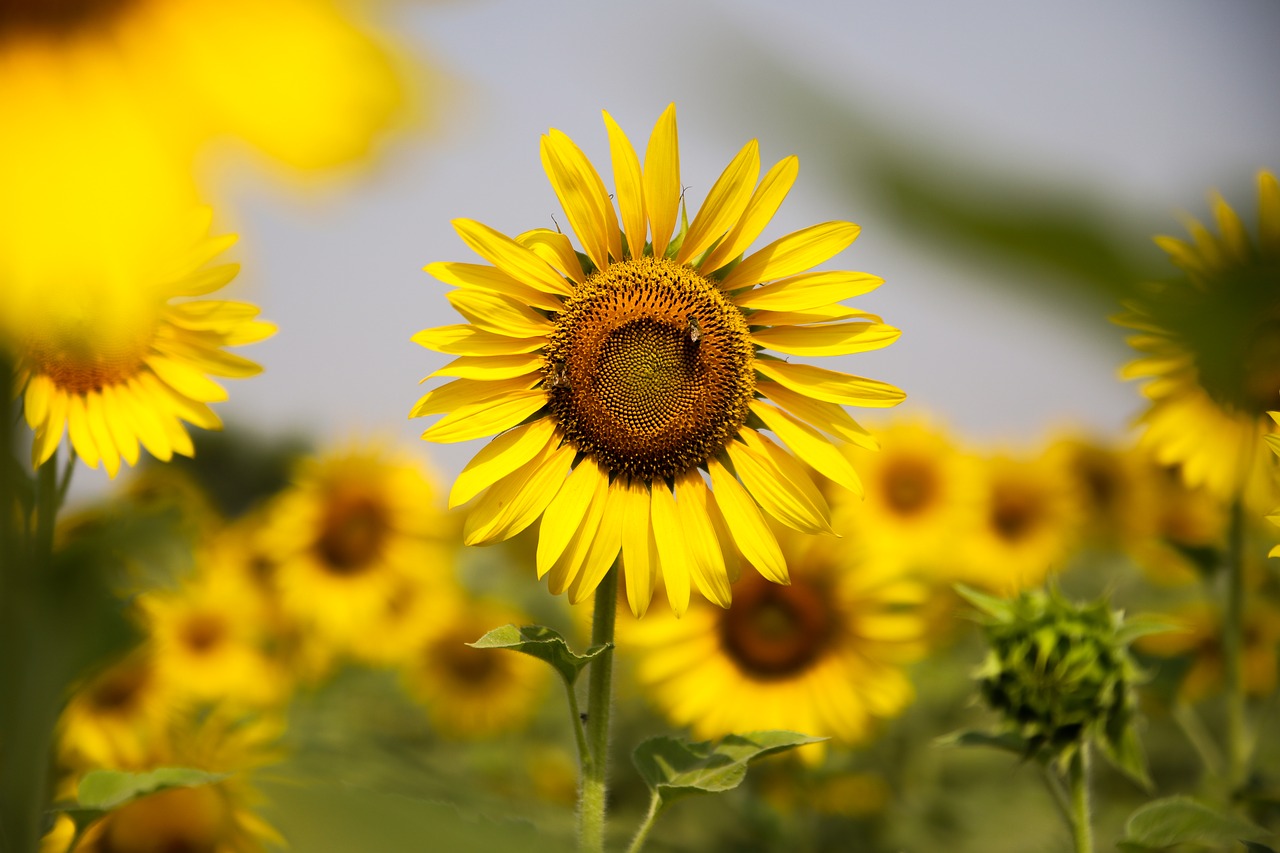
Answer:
[707,456,787,583]
[516,229,585,284]
[430,353,544,381]
[411,325,545,356]
[541,130,619,272]
[702,487,741,584]
[644,103,680,259]
[85,393,120,478]
[546,463,611,595]
[463,441,575,545]
[748,400,863,496]
[410,375,539,418]
[678,139,760,265]
[67,394,100,469]
[452,218,573,296]
[751,322,900,357]
[700,156,799,274]
[649,481,692,616]
[568,480,626,604]
[1258,171,1280,252]
[420,389,546,443]
[726,430,833,535]
[1211,192,1249,262]
[673,469,731,607]
[138,372,222,431]
[756,381,877,449]
[120,380,173,462]
[148,356,227,403]
[32,389,67,468]
[425,261,564,311]
[100,385,141,467]
[755,360,905,408]
[537,456,606,576]
[23,373,52,429]
[746,306,877,326]
[447,290,552,338]
[603,110,647,259]
[733,270,883,311]
[151,337,263,379]
[720,221,861,291]
[619,479,659,617]
[450,417,558,508]
[169,263,240,297]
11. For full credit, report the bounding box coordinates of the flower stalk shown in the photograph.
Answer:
[1223,494,1248,793]
[579,565,618,852]
[1068,744,1095,853]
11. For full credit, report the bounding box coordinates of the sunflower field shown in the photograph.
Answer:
[1,3,1278,852]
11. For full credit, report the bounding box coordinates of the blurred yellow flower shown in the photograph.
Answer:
[1116,170,1280,505]
[401,599,548,739]
[624,525,925,760]
[1137,599,1280,702]
[58,653,173,769]
[1048,435,1155,549]
[8,210,275,477]
[1130,460,1226,586]
[265,442,449,658]
[952,450,1084,594]
[412,104,903,617]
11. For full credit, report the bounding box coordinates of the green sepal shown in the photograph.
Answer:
[632,731,824,808]
[953,584,1016,622]
[1114,613,1182,646]
[1116,796,1271,851]
[1097,707,1152,790]
[467,624,609,687]
[75,767,228,810]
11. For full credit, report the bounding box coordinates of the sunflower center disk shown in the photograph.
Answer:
[545,257,755,481]
[315,493,389,574]
[719,573,835,679]
[0,0,135,38]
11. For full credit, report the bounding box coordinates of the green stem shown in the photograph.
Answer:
[578,565,618,853]
[1040,764,1072,828]
[624,793,662,853]
[1223,494,1249,795]
[563,675,590,775]
[1068,745,1094,853]
[1172,701,1224,778]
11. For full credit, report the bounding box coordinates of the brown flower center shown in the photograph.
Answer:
[990,480,1044,543]
[719,572,835,680]
[0,0,135,40]
[180,613,227,656]
[433,630,502,687]
[315,493,389,574]
[880,455,938,517]
[100,785,230,853]
[87,662,150,716]
[545,257,755,481]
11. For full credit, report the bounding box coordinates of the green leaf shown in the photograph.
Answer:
[953,584,1015,622]
[1096,721,1152,791]
[467,624,609,686]
[632,731,824,806]
[1242,843,1279,853]
[1118,796,1270,850]
[76,767,228,810]
[1114,614,1183,645]
[935,729,1032,757]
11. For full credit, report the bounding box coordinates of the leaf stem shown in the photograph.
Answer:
[1172,701,1224,778]
[624,792,662,853]
[578,565,618,853]
[1068,744,1094,853]
[1223,494,1248,794]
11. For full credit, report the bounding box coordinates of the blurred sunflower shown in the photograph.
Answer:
[265,442,448,656]
[0,0,405,175]
[58,653,173,768]
[8,210,275,477]
[56,714,284,853]
[1116,170,1280,505]
[952,451,1083,594]
[1130,460,1226,586]
[1048,435,1155,549]
[139,553,290,708]
[401,599,548,739]
[838,419,965,569]
[624,526,925,759]
[1137,599,1280,702]
[412,104,903,616]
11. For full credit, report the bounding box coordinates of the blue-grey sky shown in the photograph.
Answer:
[76,0,1280,491]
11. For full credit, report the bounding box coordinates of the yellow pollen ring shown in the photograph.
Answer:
[545,257,755,481]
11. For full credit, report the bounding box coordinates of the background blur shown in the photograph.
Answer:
[98,0,1280,492]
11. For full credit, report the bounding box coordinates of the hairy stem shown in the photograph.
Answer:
[578,566,618,853]
[1069,745,1094,853]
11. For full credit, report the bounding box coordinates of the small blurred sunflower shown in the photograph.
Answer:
[7,210,274,477]
[838,419,965,569]
[1130,460,1226,586]
[54,713,284,853]
[624,526,925,759]
[58,653,173,768]
[1116,170,1280,505]
[413,104,903,616]
[1137,599,1280,702]
[401,599,548,739]
[952,450,1084,594]
[1048,435,1155,550]
[265,442,448,656]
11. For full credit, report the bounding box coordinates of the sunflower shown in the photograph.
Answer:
[623,525,925,758]
[1130,459,1226,586]
[951,450,1084,594]
[1047,434,1155,550]
[838,418,966,569]
[58,713,284,853]
[0,0,404,176]
[1116,170,1280,505]
[401,599,548,739]
[1137,599,1280,702]
[7,209,275,477]
[58,653,174,768]
[412,105,903,616]
[264,441,450,657]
